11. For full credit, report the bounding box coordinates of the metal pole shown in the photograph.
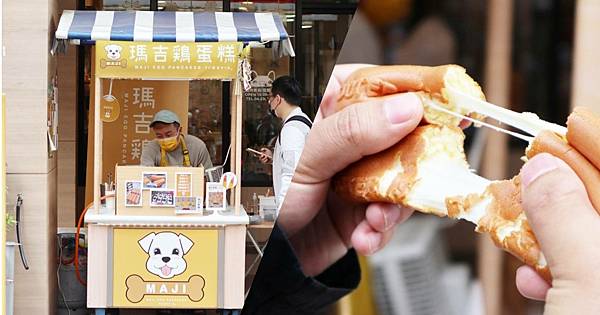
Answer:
[222,0,232,168]
[294,0,304,93]
[94,77,102,213]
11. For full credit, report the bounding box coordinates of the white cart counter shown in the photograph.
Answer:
[85,207,249,312]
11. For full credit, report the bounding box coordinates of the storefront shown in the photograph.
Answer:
[55,9,293,314]
[71,1,357,210]
[2,1,357,314]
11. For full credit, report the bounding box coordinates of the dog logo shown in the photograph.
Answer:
[105,44,122,61]
[100,44,127,68]
[138,232,194,279]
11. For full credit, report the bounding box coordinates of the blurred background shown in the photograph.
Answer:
[327,1,587,315]
[28,1,359,314]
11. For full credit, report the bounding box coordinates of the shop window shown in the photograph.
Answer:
[235,2,296,187]
[300,14,352,115]
[231,1,295,14]
[241,47,290,187]
[102,0,151,10]
[188,81,224,165]
[102,0,223,11]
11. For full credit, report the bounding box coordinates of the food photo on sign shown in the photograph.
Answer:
[143,172,167,189]
[175,197,199,214]
[150,189,175,207]
[125,181,143,207]
[205,182,226,211]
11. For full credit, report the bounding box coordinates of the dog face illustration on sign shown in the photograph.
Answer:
[138,232,194,279]
[105,44,123,61]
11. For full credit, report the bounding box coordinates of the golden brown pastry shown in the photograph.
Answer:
[336,65,486,126]
[445,177,550,281]
[335,124,487,217]
[333,65,555,280]
[566,107,600,170]
[526,127,600,213]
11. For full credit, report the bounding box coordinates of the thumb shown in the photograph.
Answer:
[295,92,423,182]
[520,153,600,278]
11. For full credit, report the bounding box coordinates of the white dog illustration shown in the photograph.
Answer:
[105,44,122,61]
[138,232,194,279]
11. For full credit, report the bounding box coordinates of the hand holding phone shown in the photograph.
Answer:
[247,147,272,163]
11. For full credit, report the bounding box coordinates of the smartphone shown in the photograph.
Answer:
[246,148,272,159]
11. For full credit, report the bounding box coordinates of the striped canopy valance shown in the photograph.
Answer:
[55,10,294,56]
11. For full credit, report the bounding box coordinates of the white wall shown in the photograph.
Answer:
[3,0,60,313]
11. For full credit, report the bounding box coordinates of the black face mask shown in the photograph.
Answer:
[269,108,277,118]
[268,96,278,118]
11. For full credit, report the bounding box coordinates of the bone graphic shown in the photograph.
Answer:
[100,59,128,69]
[125,274,205,303]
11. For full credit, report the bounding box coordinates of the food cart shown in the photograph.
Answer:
[55,10,294,314]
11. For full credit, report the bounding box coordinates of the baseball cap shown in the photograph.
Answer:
[150,110,181,127]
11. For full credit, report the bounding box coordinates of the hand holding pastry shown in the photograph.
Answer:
[516,153,600,313]
[276,64,424,277]
[332,64,600,284]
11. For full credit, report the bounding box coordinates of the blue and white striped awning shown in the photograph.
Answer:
[55,10,294,55]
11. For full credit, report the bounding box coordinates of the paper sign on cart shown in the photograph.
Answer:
[175,197,201,214]
[116,166,204,216]
[220,172,238,190]
[205,182,226,211]
[150,189,175,207]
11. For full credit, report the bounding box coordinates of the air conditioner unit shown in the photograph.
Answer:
[368,216,482,315]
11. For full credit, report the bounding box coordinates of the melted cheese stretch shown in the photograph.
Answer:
[406,156,490,217]
[457,198,490,224]
[378,165,404,196]
[390,124,492,217]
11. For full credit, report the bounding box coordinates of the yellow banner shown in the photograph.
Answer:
[112,228,219,308]
[96,40,242,79]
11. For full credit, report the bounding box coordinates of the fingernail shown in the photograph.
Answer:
[367,237,373,254]
[383,206,401,230]
[384,93,421,124]
[521,153,560,188]
[367,233,381,255]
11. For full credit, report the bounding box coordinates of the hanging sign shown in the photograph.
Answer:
[244,70,275,104]
[100,95,121,122]
[101,80,120,122]
[95,40,243,80]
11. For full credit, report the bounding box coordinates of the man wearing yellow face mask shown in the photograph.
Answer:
[140,110,213,168]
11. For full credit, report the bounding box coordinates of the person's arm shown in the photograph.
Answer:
[276,125,307,212]
[140,141,159,166]
[242,224,360,315]
[187,136,213,168]
[198,141,213,169]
